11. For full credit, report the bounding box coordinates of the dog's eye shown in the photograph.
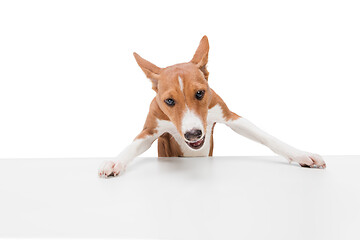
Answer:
[164,98,175,106]
[195,90,205,100]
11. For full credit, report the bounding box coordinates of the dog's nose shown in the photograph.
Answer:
[184,129,203,141]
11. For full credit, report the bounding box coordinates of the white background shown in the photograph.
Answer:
[0,0,359,158]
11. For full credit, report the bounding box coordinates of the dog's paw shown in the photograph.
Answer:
[288,152,326,169]
[98,161,126,178]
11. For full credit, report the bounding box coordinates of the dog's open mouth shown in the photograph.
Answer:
[186,136,205,150]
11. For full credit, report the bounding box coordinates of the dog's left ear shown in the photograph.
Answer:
[190,35,209,80]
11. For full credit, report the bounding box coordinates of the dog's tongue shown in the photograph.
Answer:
[191,139,203,147]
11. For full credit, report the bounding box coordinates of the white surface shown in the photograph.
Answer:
[0,156,359,239]
[1,0,360,158]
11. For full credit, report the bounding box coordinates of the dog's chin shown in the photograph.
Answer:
[185,136,205,150]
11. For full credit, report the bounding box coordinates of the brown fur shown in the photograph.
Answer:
[209,123,216,156]
[157,133,183,157]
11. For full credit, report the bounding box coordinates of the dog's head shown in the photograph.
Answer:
[134,36,211,150]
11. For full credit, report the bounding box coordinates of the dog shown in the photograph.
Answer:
[98,36,326,177]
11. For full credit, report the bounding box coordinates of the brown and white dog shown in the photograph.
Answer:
[98,36,326,177]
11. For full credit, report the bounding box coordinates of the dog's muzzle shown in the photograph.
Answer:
[184,128,205,149]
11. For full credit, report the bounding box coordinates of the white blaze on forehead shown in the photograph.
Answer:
[178,75,204,137]
[178,76,184,92]
[181,107,204,135]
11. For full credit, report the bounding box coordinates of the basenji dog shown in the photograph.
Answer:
[98,36,326,177]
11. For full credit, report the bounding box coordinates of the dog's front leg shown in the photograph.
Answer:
[225,116,326,168]
[98,130,159,177]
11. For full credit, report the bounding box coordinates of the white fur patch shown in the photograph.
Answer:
[178,76,184,92]
[113,119,173,165]
[207,104,225,123]
[226,117,302,160]
[181,107,204,137]
[116,136,154,165]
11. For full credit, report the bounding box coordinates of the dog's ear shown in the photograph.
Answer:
[133,52,162,91]
[190,35,209,80]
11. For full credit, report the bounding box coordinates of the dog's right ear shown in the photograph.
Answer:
[133,52,162,92]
